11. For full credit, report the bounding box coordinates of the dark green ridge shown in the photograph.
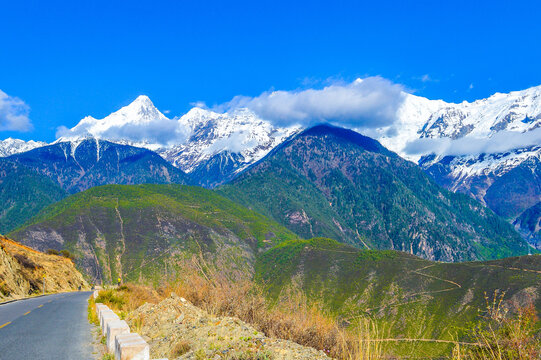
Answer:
[219,124,530,262]
[0,160,68,234]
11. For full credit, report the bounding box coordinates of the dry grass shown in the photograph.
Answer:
[453,291,541,360]
[88,296,99,326]
[96,283,161,313]
[155,262,384,360]
[170,339,192,357]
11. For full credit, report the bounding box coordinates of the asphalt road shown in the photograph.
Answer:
[0,292,95,360]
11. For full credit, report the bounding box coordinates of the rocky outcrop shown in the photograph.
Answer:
[128,293,330,360]
[0,235,88,301]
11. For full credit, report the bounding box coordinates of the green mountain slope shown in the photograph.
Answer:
[219,125,529,262]
[0,161,68,234]
[0,139,193,233]
[257,238,541,357]
[9,184,297,284]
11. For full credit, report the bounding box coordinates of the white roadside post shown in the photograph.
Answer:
[100,310,120,334]
[106,319,130,353]
[115,333,149,360]
[95,303,108,319]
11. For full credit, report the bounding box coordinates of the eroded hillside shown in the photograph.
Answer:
[0,235,88,301]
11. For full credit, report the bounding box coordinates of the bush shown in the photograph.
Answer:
[95,289,126,310]
[46,249,60,256]
[13,253,41,269]
[170,340,191,357]
[95,284,160,312]
[60,249,75,260]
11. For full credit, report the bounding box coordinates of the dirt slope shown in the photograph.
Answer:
[128,293,330,360]
[0,235,88,301]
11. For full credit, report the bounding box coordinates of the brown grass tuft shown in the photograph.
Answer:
[170,340,192,357]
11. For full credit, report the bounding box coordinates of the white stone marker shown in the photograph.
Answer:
[101,310,120,334]
[96,303,108,318]
[99,308,114,325]
[106,319,130,353]
[115,333,149,360]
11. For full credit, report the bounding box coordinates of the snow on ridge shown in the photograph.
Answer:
[0,138,47,157]
[161,106,300,173]
[446,146,541,179]
[374,85,541,162]
[4,84,541,181]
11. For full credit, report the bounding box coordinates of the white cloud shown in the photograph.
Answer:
[405,128,541,157]
[56,118,189,149]
[221,77,406,129]
[0,90,32,132]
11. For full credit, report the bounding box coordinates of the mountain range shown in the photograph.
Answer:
[0,139,191,233]
[1,85,540,248]
[1,86,540,360]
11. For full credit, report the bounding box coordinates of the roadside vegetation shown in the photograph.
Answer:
[453,292,541,359]
[94,267,540,359]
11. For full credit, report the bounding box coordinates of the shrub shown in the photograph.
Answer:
[46,249,60,256]
[13,253,41,269]
[96,284,160,312]
[455,291,541,359]
[60,249,75,260]
[95,289,126,310]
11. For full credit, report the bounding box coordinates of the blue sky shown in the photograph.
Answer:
[1,0,541,142]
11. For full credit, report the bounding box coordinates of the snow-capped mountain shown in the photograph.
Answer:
[0,138,47,157]
[377,85,541,161]
[53,87,541,199]
[160,107,300,173]
[56,95,186,151]
[376,85,541,248]
[57,95,300,187]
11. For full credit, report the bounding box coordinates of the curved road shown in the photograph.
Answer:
[0,292,95,360]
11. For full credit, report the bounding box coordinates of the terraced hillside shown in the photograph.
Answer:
[9,184,297,284]
[257,238,541,357]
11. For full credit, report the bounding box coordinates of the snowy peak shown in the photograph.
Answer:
[417,85,541,141]
[374,84,541,162]
[0,138,47,157]
[109,95,168,124]
[70,95,168,131]
[162,106,300,173]
[56,95,185,151]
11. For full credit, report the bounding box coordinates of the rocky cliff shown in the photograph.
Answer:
[0,235,88,301]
